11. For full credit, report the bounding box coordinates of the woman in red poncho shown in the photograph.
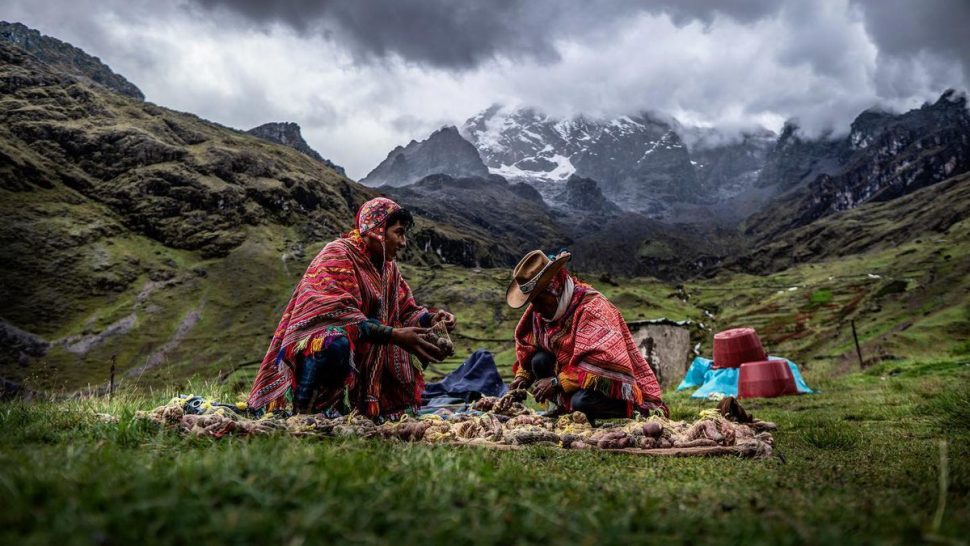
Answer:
[248,197,454,418]
[507,250,668,420]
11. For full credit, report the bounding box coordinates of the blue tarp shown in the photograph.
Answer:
[676,356,814,399]
[421,349,508,403]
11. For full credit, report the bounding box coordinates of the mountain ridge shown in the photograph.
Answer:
[246,121,345,175]
[0,20,144,100]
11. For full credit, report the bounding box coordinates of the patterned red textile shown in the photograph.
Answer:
[248,198,428,416]
[512,277,665,417]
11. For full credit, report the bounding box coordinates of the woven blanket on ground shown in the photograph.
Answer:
[134,391,777,459]
[513,278,664,417]
[249,228,428,418]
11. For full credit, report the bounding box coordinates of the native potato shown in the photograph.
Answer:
[588,429,634,449]
[135,395,777,458]
[474,389,530,416]
[642,421,663,438]
[429,321,455,358]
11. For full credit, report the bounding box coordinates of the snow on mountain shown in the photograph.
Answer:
[461,106,703,216]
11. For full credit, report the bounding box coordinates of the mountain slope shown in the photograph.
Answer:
[747,91,970,240]
[360,126,488,187]
[0,21,144,100]
[382,174,567,267]
[731,170,970,273]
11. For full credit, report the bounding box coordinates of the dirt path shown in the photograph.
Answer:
[126,299,205,378]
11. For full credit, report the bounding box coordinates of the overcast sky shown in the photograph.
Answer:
[3,0,968,179]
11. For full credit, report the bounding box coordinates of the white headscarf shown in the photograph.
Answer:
[542,276,574,323]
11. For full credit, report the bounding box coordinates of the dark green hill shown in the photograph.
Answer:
[0,21,144,100]
[0,39,514,391]
[730,171,970,273]
[747,92,970,240]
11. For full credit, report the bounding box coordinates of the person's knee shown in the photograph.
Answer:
[570,390,595,413]
[325,336,351,359]
[529,351,556,378]
[317,336,352,384]
[571,389,627,419]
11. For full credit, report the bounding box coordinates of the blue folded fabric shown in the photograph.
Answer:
[676,355,814,399]
[677,356,713,390]
[421,348,508,402]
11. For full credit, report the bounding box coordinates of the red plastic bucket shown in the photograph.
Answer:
[712,327,767,369]
[738,360,798,398]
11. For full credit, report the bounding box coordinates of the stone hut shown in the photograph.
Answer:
[626,318,695,388]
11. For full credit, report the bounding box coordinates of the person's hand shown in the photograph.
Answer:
[531,377,562,403]
[509,376,532,391]
[431,309,456,332]
[391,327,445,363]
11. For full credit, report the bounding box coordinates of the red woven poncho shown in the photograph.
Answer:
[248,198,428,416]
[512,276,664,417]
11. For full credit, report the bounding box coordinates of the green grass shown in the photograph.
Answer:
[2,366,968,545]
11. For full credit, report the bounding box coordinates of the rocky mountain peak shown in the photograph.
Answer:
[933,88,967,109]
[246,121,345,175]
[776,121,802,147]
[557,175,620,214]
[359,125,489,188]
[432,125,462,137]
[0,21,144,100]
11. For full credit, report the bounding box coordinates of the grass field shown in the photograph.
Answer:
[2,356,968,545]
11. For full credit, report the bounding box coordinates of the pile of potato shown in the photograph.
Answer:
[135,391,776,458]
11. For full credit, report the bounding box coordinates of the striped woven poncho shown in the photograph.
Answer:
[512,275,665,417]
[248,198,428,417]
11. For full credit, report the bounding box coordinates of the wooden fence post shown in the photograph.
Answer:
[109,355,116,400]
[851,320,864,368]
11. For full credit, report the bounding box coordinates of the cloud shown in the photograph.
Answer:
[191,0,564,70]
[186,0,806,70]
[852,0,970,100]
[1,0,967,179]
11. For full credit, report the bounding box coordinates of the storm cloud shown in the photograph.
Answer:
[1,0,967,178]
[188,0,792,69]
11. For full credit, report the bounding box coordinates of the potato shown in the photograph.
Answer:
[642,422,663,438]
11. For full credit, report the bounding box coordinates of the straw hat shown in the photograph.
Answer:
[506,250,572,309]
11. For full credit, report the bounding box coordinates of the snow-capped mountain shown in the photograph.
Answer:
[460,106,764,217]
[362,90,968,228]
[463,107,686,212]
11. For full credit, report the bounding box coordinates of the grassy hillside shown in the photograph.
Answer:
[7,174,968,394]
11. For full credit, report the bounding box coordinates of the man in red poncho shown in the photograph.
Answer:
[248,197,455,418]
[507,250,668,420]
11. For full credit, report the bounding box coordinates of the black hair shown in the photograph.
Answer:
[385,208,415,231]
